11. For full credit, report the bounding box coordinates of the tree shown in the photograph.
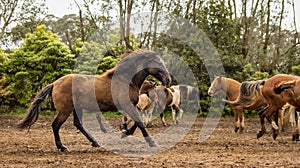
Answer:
[0,0,47,48]
[4,25,74,107]
[0,49,9,107]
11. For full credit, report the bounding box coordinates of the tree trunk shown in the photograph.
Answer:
[263,0,271,55]
[241,0,249,59]
[124,0,133,50]
[79,9,85,42]
[152,0,159,49]
[118,0,125,46]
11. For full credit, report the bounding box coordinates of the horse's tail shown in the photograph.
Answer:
[16,84,54,129]
[274,80,296,94]
[224,80,265,106]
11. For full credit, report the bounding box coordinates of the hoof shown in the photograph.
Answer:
[120,124,128,131]
[272,129,279,140]
[92,141,100,147]
[234,126,239,133]
[60,145,69,152]
[121,132,128,139]
[145,136,157,147]
[292,133,299,141]
[239,127,244,133]
[100,127,108,133]
[257,131,264,139]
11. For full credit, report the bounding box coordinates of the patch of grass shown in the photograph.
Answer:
[102,111,123,118]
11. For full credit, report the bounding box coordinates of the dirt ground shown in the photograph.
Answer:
[1,115,300,168]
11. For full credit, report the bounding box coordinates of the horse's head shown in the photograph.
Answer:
[145,53,171,86]
[208,75,223,96]
[140,81,156,95]
[115,50,171,87]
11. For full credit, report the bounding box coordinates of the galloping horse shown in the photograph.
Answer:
[257,74,300,140]
[17,50,171,152]
[273,78,300,140]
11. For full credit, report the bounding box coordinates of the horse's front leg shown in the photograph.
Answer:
[96,112,107,133]
[136,122,157,147]
[120,112,132,131]
[121,122,138,138]
[73,110,100,147]
[264,109,280,140]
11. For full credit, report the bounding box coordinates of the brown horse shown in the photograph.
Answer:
[257,74,300,140]
[97,80,157,132]
[208,76,268,133]
[208,76,244,132]
[16,50,171,152]
[273,79,300,140]
[117,81,158,130]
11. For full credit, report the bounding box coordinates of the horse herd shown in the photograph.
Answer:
[16,50,300,152]
[208,75,300,141]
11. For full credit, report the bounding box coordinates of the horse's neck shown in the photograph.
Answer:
[132,70,148,89]
[223,78,240,100]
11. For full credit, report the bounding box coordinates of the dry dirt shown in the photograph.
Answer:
[1,115,300,167]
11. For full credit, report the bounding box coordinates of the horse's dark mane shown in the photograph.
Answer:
[240,80,265,97]
[100,49,138,77]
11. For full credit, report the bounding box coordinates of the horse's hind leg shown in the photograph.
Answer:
[171,105,177,125]
[73,110,100,147]
[52,112,71,152]
[292,111,300,141]
[232,108,240,133]
[177,107,184,125]
[238,109,245,133]
[160,112,167,126]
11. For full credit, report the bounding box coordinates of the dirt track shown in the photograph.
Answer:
[1,115,300,167]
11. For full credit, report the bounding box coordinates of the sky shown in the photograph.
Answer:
[45,0,300,31]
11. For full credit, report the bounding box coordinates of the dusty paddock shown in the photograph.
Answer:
[1,115,300,168]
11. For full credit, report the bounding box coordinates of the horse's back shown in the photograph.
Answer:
[263,74,300,108]
[263,74,300,95]
[265,74,300,86]
[52,74,115,112]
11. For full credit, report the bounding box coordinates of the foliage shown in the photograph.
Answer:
[0,0,48,48]
[240,63,270,81]
[4,25,75,107]
[73,41,120,75]
[0,1,300,117]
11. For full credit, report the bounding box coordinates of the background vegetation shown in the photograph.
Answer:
[0,0,299,117]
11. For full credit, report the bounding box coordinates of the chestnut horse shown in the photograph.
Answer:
[273,78,300,140]
[257,74,300,140]
[208,76,267,132]
[17,50,171,152]
[208,76,244,132]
